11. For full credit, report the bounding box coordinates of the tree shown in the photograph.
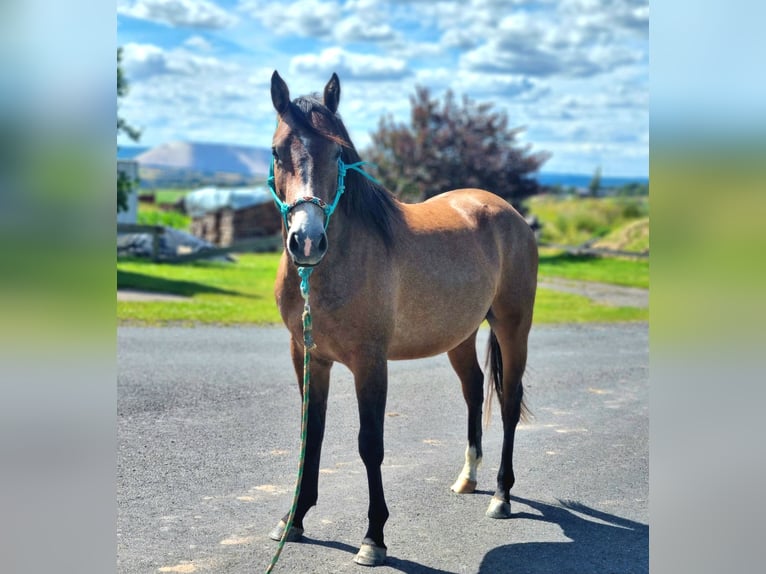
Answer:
[365,87,550,212]
[588,166,602,197]
[117,47,141,213]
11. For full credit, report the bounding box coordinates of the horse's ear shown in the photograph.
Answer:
[271,70,290,115]
[323,73,341,113]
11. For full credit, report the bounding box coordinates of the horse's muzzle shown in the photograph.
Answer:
[286,205,328,266]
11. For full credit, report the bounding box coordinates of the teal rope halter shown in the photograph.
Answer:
[267,155,380,230]
[264,155,379,573]
[267,156,380,296]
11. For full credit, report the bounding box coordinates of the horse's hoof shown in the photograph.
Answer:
[486,497,512,519]
[268,520,304,542]
[450,478,477,494]
[353,539,387,566]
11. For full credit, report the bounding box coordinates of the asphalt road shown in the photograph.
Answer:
[118,323,648,574]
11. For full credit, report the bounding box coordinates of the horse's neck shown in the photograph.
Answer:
[324,209,365,266]
[311,210,384,290]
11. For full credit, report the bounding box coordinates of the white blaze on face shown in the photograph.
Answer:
[289,203,312,237]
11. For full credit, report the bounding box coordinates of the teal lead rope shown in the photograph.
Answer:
[265,154,379,572]
[265,270,315,574]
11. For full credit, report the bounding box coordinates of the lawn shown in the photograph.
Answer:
[538,250,649,289]
[117,252,648,326]
[118,254,283,325]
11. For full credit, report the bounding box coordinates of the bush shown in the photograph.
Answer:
[619,198,649,219]
[530,196,649,246]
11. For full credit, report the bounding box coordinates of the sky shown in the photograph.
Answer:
[117,0,649,177]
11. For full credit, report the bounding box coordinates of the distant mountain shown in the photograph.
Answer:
[136,141,272,177]
[126,140,648,190]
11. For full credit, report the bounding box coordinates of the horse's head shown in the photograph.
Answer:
[269,71,346,267]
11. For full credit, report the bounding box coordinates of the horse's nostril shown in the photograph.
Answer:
[288,233,301,255]
[318,234,328,253]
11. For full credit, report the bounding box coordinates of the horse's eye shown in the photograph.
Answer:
[271,146,279,161]
[335,146,342,160]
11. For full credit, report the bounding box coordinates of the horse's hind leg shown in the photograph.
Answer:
[448,330,484,494]
[269,336,332,542]
[485,319,531,519]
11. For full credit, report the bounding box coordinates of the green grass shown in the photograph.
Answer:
[118,252,648,326]
[534,289,647,324]
[538,251,649,289]
[136,207,191,230]
[118,254,282,325]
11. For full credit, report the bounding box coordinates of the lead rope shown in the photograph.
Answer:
[265,267,315,573]
[264,154,380,572]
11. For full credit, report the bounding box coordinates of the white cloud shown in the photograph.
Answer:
[238,0,341,39]
[121,42,237,80]
[238,0,400,45]
[184,35,213,51]
[118,56,272,147]
[333,16,396,42]
[118,0,237,29]
[290,47,410,81]
[120,43,171,80]
[456,2,646,79]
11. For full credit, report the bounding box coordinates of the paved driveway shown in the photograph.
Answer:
[118,323,648,573]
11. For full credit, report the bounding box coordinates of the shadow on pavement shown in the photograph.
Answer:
[478,496,648,573]
[303,537,459,574]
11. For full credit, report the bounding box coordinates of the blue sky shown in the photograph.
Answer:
[117,0,649,177]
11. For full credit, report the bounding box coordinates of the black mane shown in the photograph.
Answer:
[289,95,403,248]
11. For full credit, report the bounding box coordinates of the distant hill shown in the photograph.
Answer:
[137,141,271,175]
[124,140,648,190]
[130,141,272,187]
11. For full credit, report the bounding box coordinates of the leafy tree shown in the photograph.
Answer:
[588,166,602,197]
[117,47,141,213]
[365,86,550,212]
[616,182,649,197]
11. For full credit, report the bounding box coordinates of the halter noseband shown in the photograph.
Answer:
[267,155,380,298]
[267,156,379,230]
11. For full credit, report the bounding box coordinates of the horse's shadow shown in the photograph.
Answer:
[478,495,649,574]
[304,496,647,574]
[302,538,456,574]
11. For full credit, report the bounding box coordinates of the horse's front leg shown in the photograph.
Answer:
[269,337,332,542]
[351,355,389,566]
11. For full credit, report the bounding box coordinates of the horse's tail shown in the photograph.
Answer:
[483,328,529,428]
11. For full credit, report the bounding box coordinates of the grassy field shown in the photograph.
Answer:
[119,193,649,325]
[538,250,649,288]
[527,195,649,249]
[118,254,283,325]
[117,252,648,326]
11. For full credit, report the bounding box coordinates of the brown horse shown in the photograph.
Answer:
[267,71,538,566]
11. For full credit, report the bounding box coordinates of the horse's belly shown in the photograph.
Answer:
[387,326,483,360]
[387,285,493,360]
